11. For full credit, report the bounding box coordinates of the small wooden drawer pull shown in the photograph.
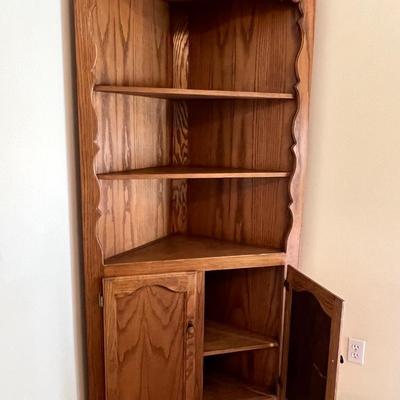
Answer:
[187,322,195,336]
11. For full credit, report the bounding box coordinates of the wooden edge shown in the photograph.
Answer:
[74,1,105,399]
[97,170,291,180]
[286,0,316,268]
[103,253,287,277]
[279,266,343,400]
[195,272,205,399]
[94,85,295,100]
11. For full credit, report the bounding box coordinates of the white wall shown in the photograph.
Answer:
[0,0,84,399]
[301,0,400,399]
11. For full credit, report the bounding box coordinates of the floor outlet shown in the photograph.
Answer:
[348,338,366,365]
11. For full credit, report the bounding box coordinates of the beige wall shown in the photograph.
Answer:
[301,0,400,399]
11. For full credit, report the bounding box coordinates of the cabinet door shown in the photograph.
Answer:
[281,267,343,400]
[103,272,202,400]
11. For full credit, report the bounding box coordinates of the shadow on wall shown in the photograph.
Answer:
[61,0,87,399]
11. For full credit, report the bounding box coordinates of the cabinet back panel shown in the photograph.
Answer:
[205,267,284,337]
[92,0,172,86]
[188,100,296,172]
[94,93,171,174]
[205,266,284,390]
[189,0,299,92]
[187,179,290,249]
[98,180,171,259]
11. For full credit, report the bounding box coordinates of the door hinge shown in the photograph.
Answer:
[98,293,104,308]
[284,280,290,290]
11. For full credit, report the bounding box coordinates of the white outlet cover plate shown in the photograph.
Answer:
[348,338,366,365]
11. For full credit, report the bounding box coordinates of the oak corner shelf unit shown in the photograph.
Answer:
[74,0,344,399]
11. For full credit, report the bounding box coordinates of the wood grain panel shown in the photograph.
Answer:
[171,6,189,89]
[188,100,296,172]
[281,267,343,400]
[170,7,190,234]
[187,179,290,250]
[91,0,174,261]
[74,1,105,399]
[94,92,172,258]
[92,0,172,86]
[94,93,171,174]
[205,266,284,390]
[104,273,200,400]
[98,180,170,258]
[189,0,299,93]
[105,234,283,267]
[286,0,316,268]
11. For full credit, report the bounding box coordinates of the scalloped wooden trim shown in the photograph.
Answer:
[286,0,315,268]
[74,0,105,399]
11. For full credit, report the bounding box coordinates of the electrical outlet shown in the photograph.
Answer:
[348,338,366,365]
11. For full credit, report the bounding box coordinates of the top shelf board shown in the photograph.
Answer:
[94,86,295,100]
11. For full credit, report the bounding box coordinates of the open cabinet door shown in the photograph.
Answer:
[281,267,343,400]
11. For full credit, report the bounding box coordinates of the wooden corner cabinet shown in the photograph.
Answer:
[74,0,344,399]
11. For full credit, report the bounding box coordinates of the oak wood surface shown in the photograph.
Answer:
[188,100,296,172]
[103,272,201,400]
[187,179,291,250]
[97,179,171,259]
[92,0,173,260]
[286,0,316,268]
[97,167,291,180]
[95,86,295,100]
[280,266,343,400]
[204,321,278,357]
[188,0,299,93]
[104,234,285,276]
[74,1,105,399]
[74,0,317,398]
[203,372,277,400]
[170,7,190,234]
[205,267,284,391]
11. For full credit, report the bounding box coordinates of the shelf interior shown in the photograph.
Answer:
[105,234,284,266]
[97,166,291,180]
[204,321,278,357]
[94,86,294,100]
[203,371,277,400]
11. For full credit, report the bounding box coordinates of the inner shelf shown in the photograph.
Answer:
[204,321,278,357]
[94,86,295,100]
[97,166,291,180]
[104,235,285,272]
[203,371,277,400]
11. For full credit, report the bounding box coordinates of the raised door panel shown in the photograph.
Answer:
[103,272,202,400]
[281,267,343,400]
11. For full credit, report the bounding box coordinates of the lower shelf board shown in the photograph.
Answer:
[104,234,285,276]
[204,321,279,357]
[203,372,277,400]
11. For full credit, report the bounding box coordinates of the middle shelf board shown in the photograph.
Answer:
[204,321,279,357]
[94,85,295,100]
[97,166,291,181]
[104,235,286,277]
